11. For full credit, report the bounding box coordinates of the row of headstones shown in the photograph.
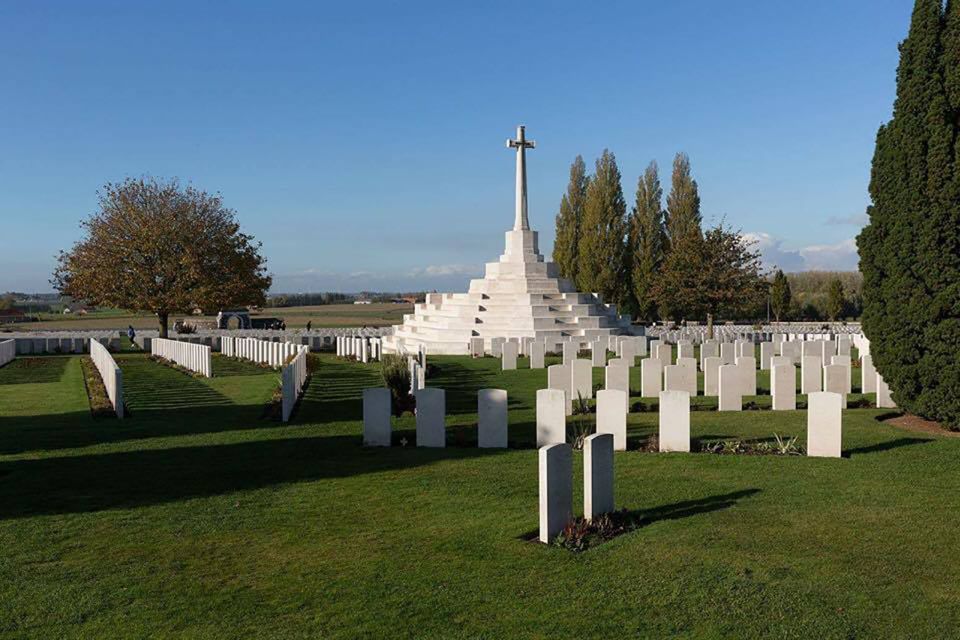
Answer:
[336,336,382,363]
[361,387,509,448]
[151,338,213,377]
[495,335,650,371]
[535,386,847,457]
[281,348,310,423]
[408,350,427,395]
[541,354,894,413]
[647,324,863,345]
[0,339,14,368]
[12,336,118,355]
[90,340,124,418]
[221,336,306,368]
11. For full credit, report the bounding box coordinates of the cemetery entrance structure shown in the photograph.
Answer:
[383,126,630,355]
[216,310,252,330]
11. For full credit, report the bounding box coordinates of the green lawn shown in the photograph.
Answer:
[0,353,957,638]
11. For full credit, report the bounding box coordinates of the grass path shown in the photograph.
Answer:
[0,354,957,638]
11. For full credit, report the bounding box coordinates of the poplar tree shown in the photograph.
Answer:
[577,150,628,305]
[857,0,960,428]
[770,269,792,323]
[825,278,845,321]
[628,161,666,321]
[553,156,589,283]
[665,152,702,245]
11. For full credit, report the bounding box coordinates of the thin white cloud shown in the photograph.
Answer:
[271,263,481,292]
[825,213,868,226]
[407,264,480,277]
[744,232,858,272]
[800,238,859,270]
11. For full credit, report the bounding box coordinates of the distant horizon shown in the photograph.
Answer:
[4,267,862,300]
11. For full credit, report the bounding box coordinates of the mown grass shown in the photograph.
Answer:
[0,353,957,638]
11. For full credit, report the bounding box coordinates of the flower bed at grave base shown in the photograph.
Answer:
[79,356,120,418]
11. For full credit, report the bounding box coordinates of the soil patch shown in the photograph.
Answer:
[883,413,960,438]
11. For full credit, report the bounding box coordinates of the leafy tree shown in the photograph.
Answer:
[654,227,760,322]
[576,150,628,305]
[0,295,15,311]
[857,0,960,428]
[769,269,792,323]
[664,152,702,246]
[825,278,845,321]
[651,222,766,336]
[628,161,666,321]
[553,156,589,282]
[53,177,272,337]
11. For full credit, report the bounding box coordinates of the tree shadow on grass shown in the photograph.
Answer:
[844,437,933,457]
[212,355,274,377]
[0,433,508,520]
[296,360,383,424]
[0,358,270,455]
[0,357,69,385]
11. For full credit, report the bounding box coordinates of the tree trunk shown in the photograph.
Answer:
[706,312,714,340]
[158,312,168,338]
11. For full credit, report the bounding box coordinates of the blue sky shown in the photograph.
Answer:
[0,1,911,293]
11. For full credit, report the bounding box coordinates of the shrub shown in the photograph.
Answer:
[380,354,412,416]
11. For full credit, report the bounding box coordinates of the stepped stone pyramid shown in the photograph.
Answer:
[382,126,631,355]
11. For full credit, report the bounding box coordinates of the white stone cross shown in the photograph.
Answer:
[506,125,535,231]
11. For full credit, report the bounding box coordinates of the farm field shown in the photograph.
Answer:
[0,353,957,638]
[0,303,413,332]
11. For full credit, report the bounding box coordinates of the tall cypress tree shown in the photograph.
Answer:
[665,152,702,245]
[770,269,792,323]
[628,161,666,321]
[577,150,628,305]
[553,156,589,282]
[858,0,960,429]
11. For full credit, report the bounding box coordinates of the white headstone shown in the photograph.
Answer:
[640,357,663,398]
[571,359,593,401]
[501,341,518,371]
[801,355,823,394]
[591,340,606,367]
[771,364,796,410]
[876,374,896,408]
[700,340,719,370]
[362,388,392,446]
[596,389,627,450]
[759,341,774,370]
[823,364,848,407]
[470,337,484,358]
[736,356,757,396]
[861,354,877,394]
[539,443,573,543]
[664,363,696,396]
[658,390,690,452]
[415,388,445,447]
[720,342,736,365]
[703,356,721,396]
[583,433,614,520]
[530,341,545,369]
[718,365,742,411]
[604,364,630,412]
[478,388,508,448]
[807,391,842,458]
[562,341,577,366]
[536,388,567,447]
